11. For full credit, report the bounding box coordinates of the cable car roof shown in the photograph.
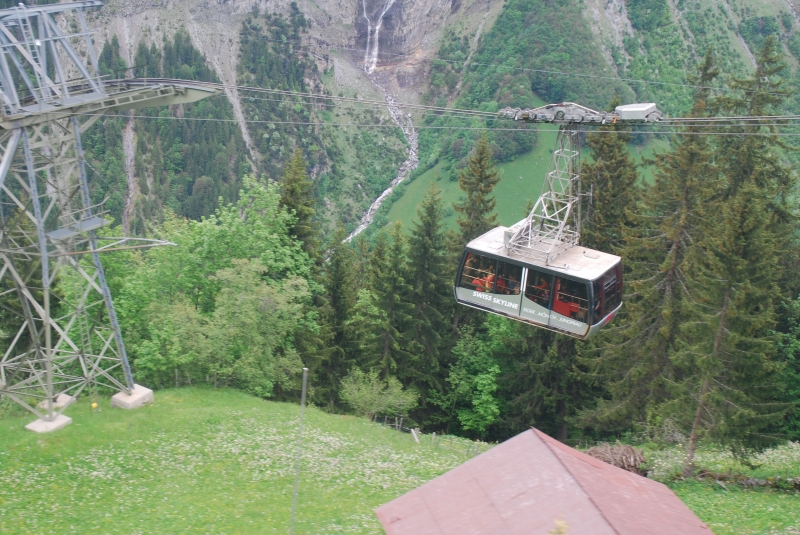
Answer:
[466,226,621,281]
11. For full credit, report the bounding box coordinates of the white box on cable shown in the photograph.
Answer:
[614,103,659,121]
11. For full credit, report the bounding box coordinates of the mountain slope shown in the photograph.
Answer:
[77,0,799,236]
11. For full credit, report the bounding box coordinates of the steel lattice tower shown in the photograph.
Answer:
[0,1,218,431]
[499,102,662,265]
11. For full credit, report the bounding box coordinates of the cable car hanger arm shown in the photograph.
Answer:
[498,102,663,125]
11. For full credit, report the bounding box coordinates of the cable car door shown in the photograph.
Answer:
[520,269,552,326]
[521,268,590,337]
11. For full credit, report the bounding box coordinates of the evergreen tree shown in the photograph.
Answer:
[672,182,787,475]
[497,321,597,441]
[280,149,319,260]
[320,226,358,406]
[352,234,371,291]
[775,297,800,440]
[452,134,500,331]
[405,184,453,413]
[365,223,414,378]
[453,134,501,245]
[714,36,794,209]
[347,232,389,368]
[98,35,127,77]
[670,39,795,473]
[0,209,44,359]
[581,100,639,253]
[578,51,719,432]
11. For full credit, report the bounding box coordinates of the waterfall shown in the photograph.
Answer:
[346,0,416,242]
[361,0,396,73]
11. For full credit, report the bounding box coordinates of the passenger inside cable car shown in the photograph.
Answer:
[525,272,551,307]
[553,277,589,323]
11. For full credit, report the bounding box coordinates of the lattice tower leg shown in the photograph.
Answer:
[0,117,134,424]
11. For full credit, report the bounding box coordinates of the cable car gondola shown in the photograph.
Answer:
[453,102,661,340]
[454,227,622,339]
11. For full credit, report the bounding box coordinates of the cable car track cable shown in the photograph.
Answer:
[83,112,800,136]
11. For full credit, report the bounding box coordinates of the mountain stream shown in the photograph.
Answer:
[346,1,419,241]
[346,76,418,242]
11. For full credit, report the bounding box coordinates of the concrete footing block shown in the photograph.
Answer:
[111,384,153,410]
[36,393,76,411]
[25,414,72,433]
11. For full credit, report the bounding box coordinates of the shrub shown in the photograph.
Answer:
[339,369,418,420]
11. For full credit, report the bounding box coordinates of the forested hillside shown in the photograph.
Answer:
[82,5,408,234]
[69,0,800,240]
[407,0,800,202]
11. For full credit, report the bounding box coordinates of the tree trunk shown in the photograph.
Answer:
[682,287,730,477]
[682,376,710,477]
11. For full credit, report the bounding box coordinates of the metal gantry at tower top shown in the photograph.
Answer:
[498,102,662,265]
[0,1,220,429]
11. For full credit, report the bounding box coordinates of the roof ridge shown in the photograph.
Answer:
[534,429,620,535]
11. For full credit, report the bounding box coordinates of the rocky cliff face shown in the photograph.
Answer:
[93,0,493,101]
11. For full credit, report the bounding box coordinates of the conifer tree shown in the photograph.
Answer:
[496,322,598,441]
[320,226,358,405]
[365,223,414,378]
[280,149,319,260]
[669,39,795,473]
[581,99,638,253]
[714,36,794,209]
[452,135,500,332]
[0,209,44,357]
[352,233,371,291]
[453,134,501,245]
[578,51,719,431]
[673,182,787,475]
[347,231,389,367]
[406,184,452,403]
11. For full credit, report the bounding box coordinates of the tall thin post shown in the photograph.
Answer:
[290,367,309,535]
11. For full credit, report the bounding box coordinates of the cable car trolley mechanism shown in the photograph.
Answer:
[454,102,662,340]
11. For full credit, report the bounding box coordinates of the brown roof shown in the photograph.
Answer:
[375,428,710,535]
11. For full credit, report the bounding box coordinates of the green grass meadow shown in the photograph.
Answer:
[1,388,797,534]
[0,388,472,535]
[386,126,558,231]
[386,131,671,231]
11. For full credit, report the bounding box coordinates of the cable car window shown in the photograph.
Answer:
[592,278,604,325]
[603,265,622,314]
[524,270,552,307]
[552,277,589,323]
[459,253,497,293]
[494,261,522,295]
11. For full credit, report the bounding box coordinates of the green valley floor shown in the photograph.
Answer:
[0,388,798,534]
